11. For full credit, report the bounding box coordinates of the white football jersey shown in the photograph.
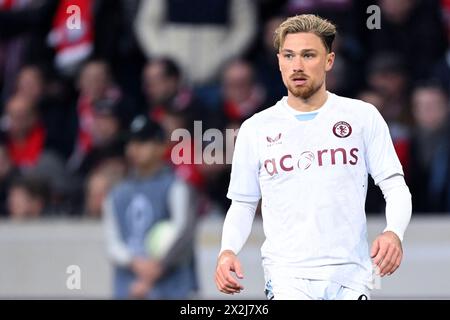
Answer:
[227,92,403,292]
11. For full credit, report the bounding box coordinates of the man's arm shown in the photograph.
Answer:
[103,196,132,267]
[379,174,412,241]
[371,174,412,277]
[215,199,258,294]
[220,200,258,255]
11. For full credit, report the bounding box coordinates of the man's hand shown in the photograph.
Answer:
[371,231,403,277]
[131,257,163,284]
[129,279,152,299]
[215,250,244,294]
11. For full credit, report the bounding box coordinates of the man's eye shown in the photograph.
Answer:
[284,54,293,59]
[304,53,315,59]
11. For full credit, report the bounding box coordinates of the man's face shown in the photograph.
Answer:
[369,71,406,98]
[79,62,110,101]
[126,140,166,170]
[6,96,37,139]
[278,32,334,99]
[7,187,42,220]
[143,63,178,105]
[412,88,449,131]
[16,67,44,102]
[92,114,120,145]
[223,62,253,104]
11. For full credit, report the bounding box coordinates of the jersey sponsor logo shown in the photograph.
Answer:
[297,151,315,170]
[266,133,282,147]
[333,121,352,138]
[263,147,359,176]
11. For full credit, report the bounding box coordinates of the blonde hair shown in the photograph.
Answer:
[274,14,337,52]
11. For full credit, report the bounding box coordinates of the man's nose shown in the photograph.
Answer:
[292,56,304,73]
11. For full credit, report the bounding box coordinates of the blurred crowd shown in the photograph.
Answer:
[0,0,450,220]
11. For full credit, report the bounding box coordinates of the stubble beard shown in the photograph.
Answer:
[287,79,323,100]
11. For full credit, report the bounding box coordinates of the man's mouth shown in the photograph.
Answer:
[292,76,308,86]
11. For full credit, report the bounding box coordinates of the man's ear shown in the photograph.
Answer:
[325,52,335,72]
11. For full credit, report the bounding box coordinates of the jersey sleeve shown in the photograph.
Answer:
[364,104,404,185]
[227,119,261,201]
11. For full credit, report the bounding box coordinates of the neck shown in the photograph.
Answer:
[287,84,328,112]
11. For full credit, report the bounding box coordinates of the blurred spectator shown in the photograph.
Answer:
[92,103,122,144]
[368,0,447,81]
[77,59,116,103]
[14,65,45,103]
[13,64,76,158]
[7,175,50,220]
[409,82,450,213]
[0,0,57,102]
[141,58,212,192]
[143,58,209,130]
[366,53,412,138]
[82,98,128,218]
[135,0,257,85]
[143,58,182,110]
[2,95,46,169]
[68,59,123,172]
[85,165,125,218]
[104,115,198,299]
[76,97,127,176]
[2,92,76,215]
[217,59,266,130]
[27,151,76,215]
[358,88,410,171]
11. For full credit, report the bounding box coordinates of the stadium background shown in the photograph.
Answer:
[0,0,449,299]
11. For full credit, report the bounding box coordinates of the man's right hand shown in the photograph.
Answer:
[131,257,162,284]
[215,250,244,294]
